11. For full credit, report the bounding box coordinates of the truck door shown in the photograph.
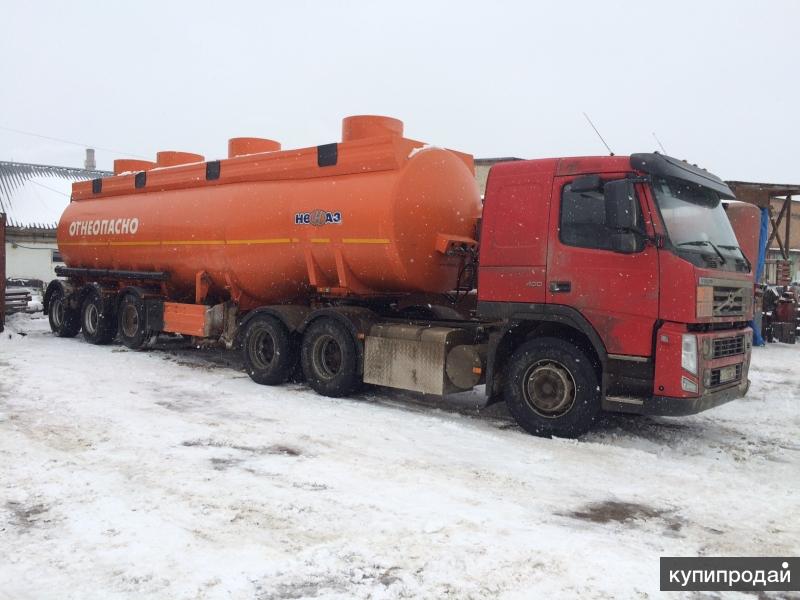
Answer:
[546,175,659,357]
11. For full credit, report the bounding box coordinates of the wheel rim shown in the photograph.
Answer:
[249,329,276,370]
[522,359,576,418]
[121,303,139,338]
[84,303,98,335]
[52,297,65,328]
[312,334,342,380]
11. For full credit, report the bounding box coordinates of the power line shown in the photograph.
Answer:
[29,179,70,197]
[0,124,149,159]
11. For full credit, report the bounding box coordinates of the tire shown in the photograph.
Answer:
[81,290,117,345]
[504,337,600,438]
[117,293,149,349]
[241,315,297,385]
[48,288,81,338]
[301,317,361,397]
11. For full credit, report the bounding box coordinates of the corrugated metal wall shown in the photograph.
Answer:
[0,161,110,227]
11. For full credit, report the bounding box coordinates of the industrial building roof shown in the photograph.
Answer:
[0,161,110,229]
[726,181,800,208]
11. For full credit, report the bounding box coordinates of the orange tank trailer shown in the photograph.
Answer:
[58,116,481,311]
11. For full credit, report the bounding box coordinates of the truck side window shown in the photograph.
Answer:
[560,181,641,251]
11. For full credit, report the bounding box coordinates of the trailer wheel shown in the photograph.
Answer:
[117,293,148,349]
[504,337,600,438]
[241,315,296,385]
[48,288,81,338]
[81,290,116,345]
[301,317,361,397]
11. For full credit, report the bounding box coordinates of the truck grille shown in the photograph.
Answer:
[708,364,742,388]
[712,286,746,317]
[712,335,745,359]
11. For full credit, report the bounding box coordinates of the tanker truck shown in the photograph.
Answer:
[45,115,753,437]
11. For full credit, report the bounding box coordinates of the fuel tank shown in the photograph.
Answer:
[57,116,482,310]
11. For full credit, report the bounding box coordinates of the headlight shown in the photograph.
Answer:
[682,334,698,375]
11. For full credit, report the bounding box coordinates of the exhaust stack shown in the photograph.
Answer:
[84,148,96,170]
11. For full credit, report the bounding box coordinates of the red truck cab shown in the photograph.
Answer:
[478,152,752,435]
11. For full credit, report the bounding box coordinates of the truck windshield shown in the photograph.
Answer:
[651,176,749,272]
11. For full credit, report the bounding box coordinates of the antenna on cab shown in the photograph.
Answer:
[582,112,614,156]
[652,131,667,154]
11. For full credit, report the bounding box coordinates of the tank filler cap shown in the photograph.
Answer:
[228,137,282,158]
[156,151,206,168]
[113,159,157,175]
[342,115,403,142]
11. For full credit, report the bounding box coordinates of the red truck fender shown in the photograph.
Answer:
[481,303,608,404]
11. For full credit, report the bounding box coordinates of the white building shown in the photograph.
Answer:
[474,157,522,197]
[1,160,109,284]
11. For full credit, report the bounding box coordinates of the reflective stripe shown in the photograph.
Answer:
[161,240,226,246]
[227,238,296,245]
[110,240,161,246]
[342,238,390,244]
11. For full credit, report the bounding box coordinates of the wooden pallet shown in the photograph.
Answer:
[4,289,32,314]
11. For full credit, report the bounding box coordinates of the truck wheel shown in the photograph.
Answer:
[241,315,296,385]
[48,288,81,338]
[117,293,148,349]
[504,337,600,438]
[81,290,117,345]
[301,317,361,397]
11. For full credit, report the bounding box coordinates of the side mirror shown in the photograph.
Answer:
[604,179,640,231]
[571,174,603,193]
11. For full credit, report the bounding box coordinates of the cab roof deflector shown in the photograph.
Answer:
[631,152,735,199]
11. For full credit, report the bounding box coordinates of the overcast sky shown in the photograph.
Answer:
[2,0,798,182]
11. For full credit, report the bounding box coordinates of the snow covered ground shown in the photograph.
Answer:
[1,313,798,599]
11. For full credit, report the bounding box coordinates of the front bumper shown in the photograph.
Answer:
[604,378,750,416]
[643,378,750,416]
